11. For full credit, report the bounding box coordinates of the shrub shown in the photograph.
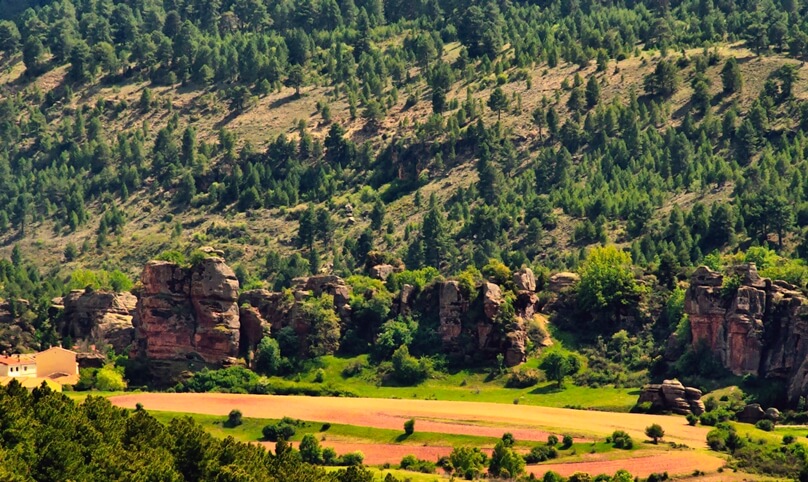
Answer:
[341,360,365,378]
[524,445,558,463]
[783,434,795,444]
[262,422,296,441]
[225,409,243,428]
[755,419,774,431]
[404,418,415,435]
[547,434,559,446]
[400,454,437,473]
[610,430,633,449]
[686,414,699,426]
[299,434,323,464]
[506,368,541,388]
[313,368,325,383]
[645,424,665,444]
[561,434,574,449]
[95,364,127,391]
[340,452,364,466]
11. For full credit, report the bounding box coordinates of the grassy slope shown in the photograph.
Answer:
[1,42,805,279]
[277,355,638,412]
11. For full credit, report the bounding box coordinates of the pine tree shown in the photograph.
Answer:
[488,87,509,121]
[721,57,743,94]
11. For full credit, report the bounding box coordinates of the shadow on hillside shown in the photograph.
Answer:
[529,384,564,395]
[394,433,411,443]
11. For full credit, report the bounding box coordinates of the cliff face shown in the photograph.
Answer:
[132,258,240,383]
[686,264,808,402]
[53,290,137,354]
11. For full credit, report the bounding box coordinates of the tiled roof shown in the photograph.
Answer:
[0,355,36,366]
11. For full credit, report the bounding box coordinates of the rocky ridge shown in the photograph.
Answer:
[686,264,808,403]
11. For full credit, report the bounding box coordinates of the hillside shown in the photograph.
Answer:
[0,0,807,290]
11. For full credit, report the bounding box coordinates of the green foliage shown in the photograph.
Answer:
[403,418,415,435]
[95,365,127,391]
[262,421,297,441]
[609,430,634,449]
[488,440,525,478]
[561,434,574,449]
[576,246,643,327]
[645,424,665,443]
[524,445,558,463]
[299,294,341,357]
[399,454,436,473]
[225,409,243,428]
[254,337,285,376]
[300,434,323,464]
[384,345,431,386]
[67,269,133,292]
[387,268,439,292]
[756,419,775,431]
[0,382,332,480]
[539,348,583,388]
[449,446,487,479]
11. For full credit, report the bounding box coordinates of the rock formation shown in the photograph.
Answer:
[52,290,137,354]
[132,257,240,384]
[0,299,37,354]
[548,272,579,293]
[686,264,808,403]
[513,268,537,292]
[637,379,705,415]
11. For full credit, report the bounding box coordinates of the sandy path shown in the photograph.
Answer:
[110,393,710,446]
[529,452,727,478]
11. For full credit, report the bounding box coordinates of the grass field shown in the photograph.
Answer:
[271,355,639,412]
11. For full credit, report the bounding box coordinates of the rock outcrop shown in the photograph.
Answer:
[132,257,240,384]
[637,379,705,415]
[53,290,137,354]
[548,272,579,293]
[686,264,808,403]
[514,268,537,292]
[0,299,37,354]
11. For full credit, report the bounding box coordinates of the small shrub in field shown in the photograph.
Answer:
[340,451,364,466]
[686,414,698,426]
[320,423,331,432]
[783,434,796,444]
[561,434,573,449]
[313,368,325,383]
[262,422,296,441]
[404,418,415,435]
[610,430,633,449]
[505,368,541,388]
[547,434,559,446]
[524,445,558,463]
[400,454,437,473]
[755,419,774,431]
[341,360,365,378]
[225,409,243,428]
[645,424,665,444]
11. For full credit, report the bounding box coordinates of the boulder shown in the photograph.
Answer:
[737,404,765,424]
[504,321,527,367]
[370,264,396,281]
[239,305,271,357]
[637,379,704,415]
[765,407,781,422]
[482,282,503,321]
[548,272,579,293]
[513,268,537,292]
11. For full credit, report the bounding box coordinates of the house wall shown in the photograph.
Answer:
[2,362,37,378]
[36,348,79,378]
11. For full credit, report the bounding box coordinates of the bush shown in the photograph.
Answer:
[755,419,774,431]
[783,434,795,444]
[645,424,665,444]
[547,434,559,446]
[700,409,731,426]
[313,368,325,383]
[341,360,365,378]
[340,452,364,466]
[95,364,127,391]
[561,434,574,449]
[225,409,243,428]
[506,368,541,388]
[524,445,558,463]
[404,418,415,435]
[262,422,296,441]
[686,414,699,426]
[610,430,633,449]
[400,454,437,473]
